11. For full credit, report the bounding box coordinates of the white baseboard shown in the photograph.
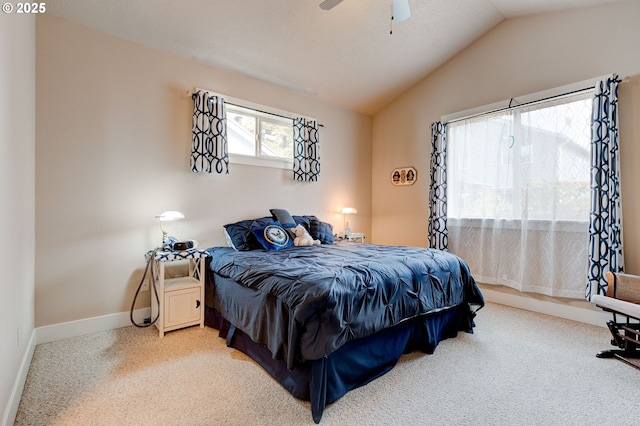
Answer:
[3,308,151,426]
[2,329,36,426]
[481,286,610,327]
[36,307,151,345]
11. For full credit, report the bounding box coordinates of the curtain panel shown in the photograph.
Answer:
[428,122,448,250]
[191,90,229,174]
[446,92,593,299]
[587,75,624,299]
[293,118,320,182]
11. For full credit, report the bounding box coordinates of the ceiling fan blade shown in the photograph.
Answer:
[393,0,411,22]
[319,0,344,10]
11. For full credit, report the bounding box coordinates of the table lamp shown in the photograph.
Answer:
[340,207,357,235]
[156,210,184,243]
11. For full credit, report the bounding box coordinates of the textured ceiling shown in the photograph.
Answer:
[45,0,623,115]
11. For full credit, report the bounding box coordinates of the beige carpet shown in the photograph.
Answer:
[15,303,640,425]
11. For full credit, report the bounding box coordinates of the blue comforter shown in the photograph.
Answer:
[206,242,483,369]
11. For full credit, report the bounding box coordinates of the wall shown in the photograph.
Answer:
[371,1,640,314]
[0,13,36,426]
[35,15,372,328]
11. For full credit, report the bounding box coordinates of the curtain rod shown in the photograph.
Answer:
[447,87,594,124]
[445,75,629,125]
[225,101,325,128]
[187,90,324,127]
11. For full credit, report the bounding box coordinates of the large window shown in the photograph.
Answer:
[448,92,592,222]
[227,104,294,167]
[445,90,593,298]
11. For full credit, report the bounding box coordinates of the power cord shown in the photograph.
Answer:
[130,247,161,328]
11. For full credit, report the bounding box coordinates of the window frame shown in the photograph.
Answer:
[226,103,294,170]
[192,90,312,170]
[441,76,607,123]
[441,76,608,227]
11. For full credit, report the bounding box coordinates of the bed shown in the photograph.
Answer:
[203,214,484,422]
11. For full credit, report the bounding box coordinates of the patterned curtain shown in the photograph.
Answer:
[191,90,228,174]
[587,75,623,299]
[293,118,320,182]
[428,121,448,250]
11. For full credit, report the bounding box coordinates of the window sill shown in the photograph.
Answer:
[448,217,588,232]
[229,154,293,170]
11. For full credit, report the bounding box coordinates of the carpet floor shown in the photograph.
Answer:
[14,302,639,425]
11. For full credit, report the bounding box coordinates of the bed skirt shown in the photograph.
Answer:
[205,304,475,423]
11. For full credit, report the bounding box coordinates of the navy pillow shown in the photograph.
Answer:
[223,216,276,251]
[305,215,334,245]
[252,224,294,251]
[292,215,311,232]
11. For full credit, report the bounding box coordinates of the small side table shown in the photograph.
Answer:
[150,248,208,337]
[337,233,366,243]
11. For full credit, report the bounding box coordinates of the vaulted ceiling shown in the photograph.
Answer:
[45,0,623,115]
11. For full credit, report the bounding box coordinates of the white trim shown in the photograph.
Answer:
[2,329,36,426]
[3,308,150,425]
[441,74,611,123]
[481,286,610,327]
[36,307,151,345]
[448,218,587,232]
[229,153,293,170]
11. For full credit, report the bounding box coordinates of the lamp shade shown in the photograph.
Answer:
[340,207,357,235]
[156,211,185,221]
[156,211,185,245]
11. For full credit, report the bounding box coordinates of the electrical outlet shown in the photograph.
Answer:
[141,278,150,292]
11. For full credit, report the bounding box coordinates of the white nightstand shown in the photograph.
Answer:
[337,233,366,243]
[347,233,366,243]
[150,248,207,337]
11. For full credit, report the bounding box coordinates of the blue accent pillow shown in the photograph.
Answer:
[253,224,293,251]
[223,216,276,251]
[305,215,334,245]
[270,209,296,229]
[292,215,311,232]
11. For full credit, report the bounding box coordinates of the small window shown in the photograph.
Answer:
[227,104,293,166]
